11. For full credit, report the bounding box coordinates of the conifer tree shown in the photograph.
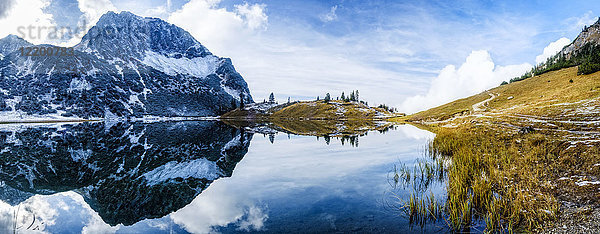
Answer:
[239,93,245,108]
[269,92,275,103]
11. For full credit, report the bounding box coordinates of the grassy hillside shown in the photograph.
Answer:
[270,100,393,120]
[402,66,600,124]
[222,100,397,120]
[269,119,392,137]
[220,100,398,136]
[395,66,600,232]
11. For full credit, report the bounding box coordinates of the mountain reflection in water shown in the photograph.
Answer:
[0,121,444,233]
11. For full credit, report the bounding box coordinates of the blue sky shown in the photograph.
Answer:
[1,0,599,112]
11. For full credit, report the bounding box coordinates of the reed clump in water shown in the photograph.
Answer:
[393,124,567,232]
[390,154,447,228]
[430,126,559,232]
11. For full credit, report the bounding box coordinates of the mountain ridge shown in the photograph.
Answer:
[0,11,252,120]
[561,17,600,58]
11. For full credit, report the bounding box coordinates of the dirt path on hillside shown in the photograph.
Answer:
[472,93,497,112]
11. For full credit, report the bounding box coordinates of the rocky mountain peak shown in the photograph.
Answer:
[561,17,600,57]
[0,11,252,119]
[0,35,32,58]
[76,11,211,60]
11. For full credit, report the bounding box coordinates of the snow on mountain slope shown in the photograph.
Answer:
[0,11,253,120]
[141,50,219,77]
[142,158,223,186]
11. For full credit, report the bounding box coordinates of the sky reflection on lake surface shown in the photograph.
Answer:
[0,122,446,233]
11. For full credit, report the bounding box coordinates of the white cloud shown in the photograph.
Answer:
[142,5,168,19]
[566,10,598,31]
[168,1,422,105]
[400,35,583,114]
[0,0,15,19]
[60,191,121,233]
[77,0,117,26]
[0,0,57,44]
[168,0,264,55]
[81,217,119,234]
[170,178,268,233]
[535,37,571,64]
[401,50,532,113]
[319,5,338,22]
[235,3,268,31]
[0,194,61,233]
[0,0,569,111]
[0,191,121,233]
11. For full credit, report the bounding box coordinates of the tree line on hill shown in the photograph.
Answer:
[320,90,369,105]
[507,43,600,84]
[251,90,398,113]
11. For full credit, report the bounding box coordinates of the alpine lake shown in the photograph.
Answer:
[0,120,452,233]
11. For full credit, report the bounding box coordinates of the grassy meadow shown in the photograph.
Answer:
[392,66,600,232]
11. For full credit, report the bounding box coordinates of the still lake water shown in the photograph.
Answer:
[0,121,447,233]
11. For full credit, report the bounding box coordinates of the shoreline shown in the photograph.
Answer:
[395,67,600,232]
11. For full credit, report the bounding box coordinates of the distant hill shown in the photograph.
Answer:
[221,100,398,136]
[221,100,397,120]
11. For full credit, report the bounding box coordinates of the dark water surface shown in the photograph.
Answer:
[0,121,447,233]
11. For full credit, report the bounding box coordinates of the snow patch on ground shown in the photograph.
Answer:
[68,78,92,92]
[142,158,222,186]
[222,135,241,152]
[69,148,92,162]
[0,101,87,123]
[222,85,240,99]
[243,102,279,112]
[142,51,218,78]
[576,181,600,186]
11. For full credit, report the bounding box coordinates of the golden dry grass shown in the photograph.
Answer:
[407,92,491,122]
[270,100,390,120]
[269,118,391,137]
[402,67,600,232]
[221,100,397,136]
[407,66,600,124]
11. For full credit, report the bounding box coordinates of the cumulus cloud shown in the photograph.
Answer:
[0,0,57,44]
[115,0,175,20]
[77,0,117,26]
[141,5,168,19]
[400,35,583,114]
[319,5,338,22]
[170,179,268,233]
[0,194,61,233]
[168,0,421,105]
[0,0,15,19]
[401,50,532,113]
[168,0,267,55]
[535,37,571,64]
[235,3,268,31]
[60,191,121,233]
